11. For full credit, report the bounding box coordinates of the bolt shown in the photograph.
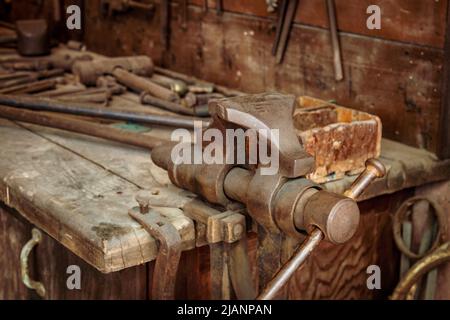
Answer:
[135,191,150,214]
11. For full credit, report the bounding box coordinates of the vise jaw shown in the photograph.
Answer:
[208,92,315,178]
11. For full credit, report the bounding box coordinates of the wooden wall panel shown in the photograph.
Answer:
[191,0,448,48]
[83,2,444,152]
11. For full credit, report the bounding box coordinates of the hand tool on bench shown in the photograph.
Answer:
[325,0,343,81]
[151,73,188,96]
[16,19,50,56]
[147,92,386,300]
[0,105,167,149]
[72,56,179,102]
[2,59,51,71]
[272,0,298,64]
[140,93,210,116]
[0,33,16,45]
[153,66,245,96]
[0,68,64,91]
[0,79,57,94]
[0,94,210,128]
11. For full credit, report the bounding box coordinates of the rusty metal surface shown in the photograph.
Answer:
[257,228,323,300]
[72,55,153,85]
[129,207,182,300]
[0,105,166,149]
[391,242,450,300]
[303,190,359,244]
[343,159,386,200]
[209,92,314,178]
[16,20,49,56]
[227,234,257,299]
[0,94,206,128]
[393,196,447,260]
[256,158,386,300]
[296,96,382,183]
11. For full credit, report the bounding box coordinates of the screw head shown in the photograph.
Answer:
[135,190,150,214]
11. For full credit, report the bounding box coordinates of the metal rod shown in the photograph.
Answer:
[0,94,209,129]
[271,0,288,56]
[326,0,344,81]
[0,105,167,149]
[141,92,210,117]
[257,228,324,300]
[154,66,244,96]
[1,79,57,95]
[275,0,298,64]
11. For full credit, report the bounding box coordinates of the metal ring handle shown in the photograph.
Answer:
[393,196,447,260]
[20,228,46,298]
[391,242,450,300]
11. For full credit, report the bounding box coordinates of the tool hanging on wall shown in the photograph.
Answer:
[161,0,170,51]
[326,0,343,81]
[216,0,223,16]
[271,0,344,80]
[180,0,188,29]
[272,0,298,64]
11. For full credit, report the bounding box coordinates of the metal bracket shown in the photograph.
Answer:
[129,207,182,300]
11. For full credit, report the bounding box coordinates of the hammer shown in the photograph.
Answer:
[72,56,178,101]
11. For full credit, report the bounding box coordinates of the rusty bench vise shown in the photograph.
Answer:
[130,92,385,300]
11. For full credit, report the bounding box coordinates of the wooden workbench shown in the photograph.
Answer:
[0,109,449,299]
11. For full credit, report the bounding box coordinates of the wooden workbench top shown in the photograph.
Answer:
[0,117,449,273]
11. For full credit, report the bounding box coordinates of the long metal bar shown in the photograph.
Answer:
[271,0,288,56]
[257,228,323,300]
[326,0,343,81]
[275,0,298,64]
[0,105,167,149]
[0,94,209,129]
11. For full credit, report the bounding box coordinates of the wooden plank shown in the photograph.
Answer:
[35,230,148,299]
[18,121,172,189]
[0,119,195,273]
[0,205,34,299]
[84,5,444,153]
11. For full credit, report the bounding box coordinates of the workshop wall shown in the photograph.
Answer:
[82,0,447,155]
[4,0,448,154]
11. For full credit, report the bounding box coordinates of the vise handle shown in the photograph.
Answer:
[257,159,386,300]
